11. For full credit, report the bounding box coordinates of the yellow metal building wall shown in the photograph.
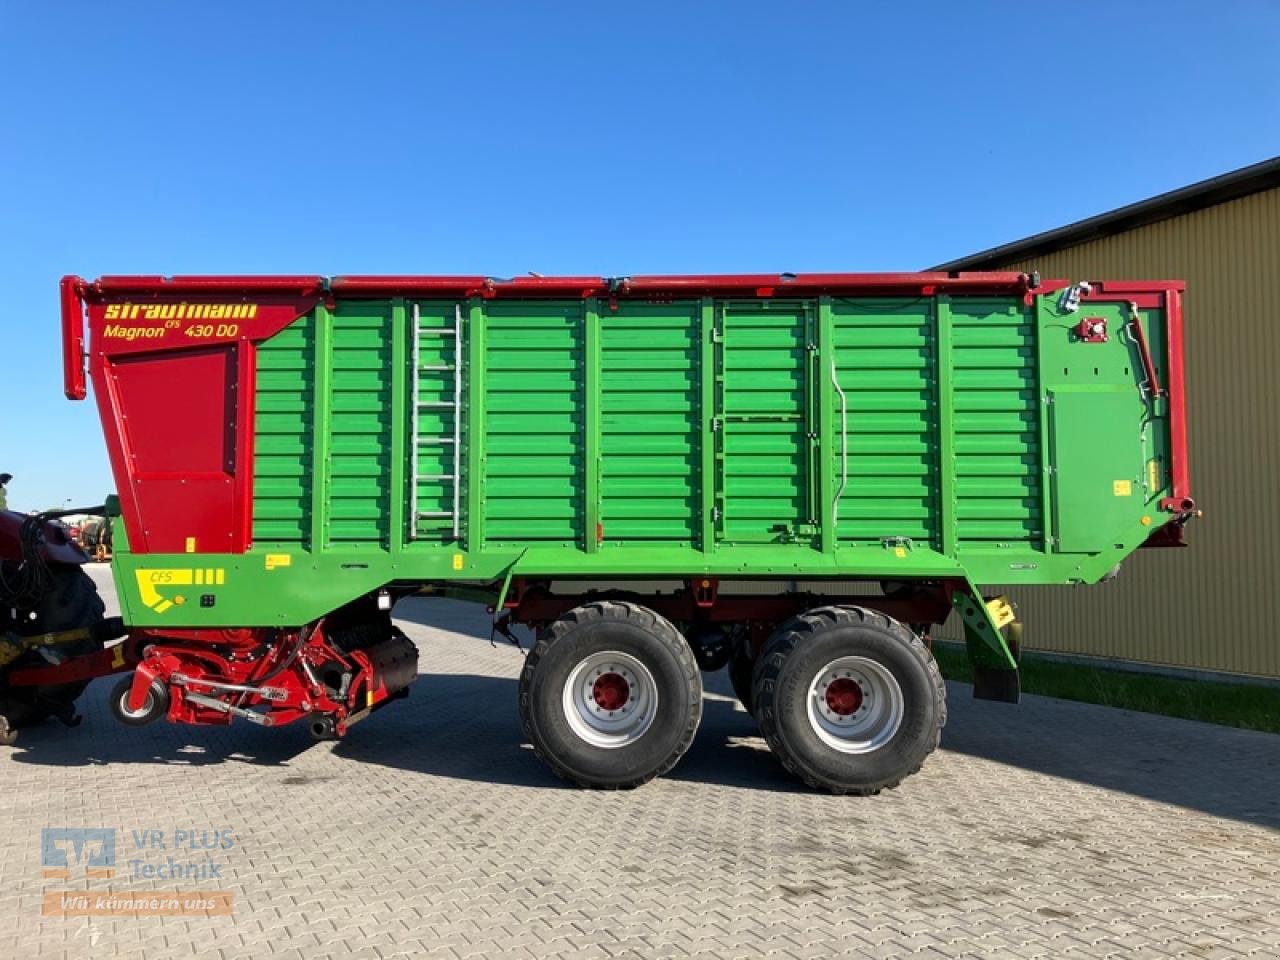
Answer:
[952,187,1280,677]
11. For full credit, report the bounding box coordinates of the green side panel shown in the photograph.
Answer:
[719,301,811,544]
[950,298,1043,544]
[483,300,584,546]
[600,301,699,544]
[830,297,939,547]
[125,289,1179,630]
[253,312,314,543]
[1050,389,1143,552]
[1040,298,1167,555]
[325,302,393,544]
[410,301,459,541]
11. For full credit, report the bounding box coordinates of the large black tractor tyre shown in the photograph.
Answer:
[752,606,945,795]
[0,565,106,732]
[519,601,703,789]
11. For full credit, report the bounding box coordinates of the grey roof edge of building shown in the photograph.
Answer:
[932,155,1280,271]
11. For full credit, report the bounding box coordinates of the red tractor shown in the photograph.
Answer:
[0,475,124,744]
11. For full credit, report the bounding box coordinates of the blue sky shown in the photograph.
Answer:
[2,2,1277,511]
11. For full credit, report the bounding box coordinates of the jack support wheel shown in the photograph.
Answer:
[109,675,169,727]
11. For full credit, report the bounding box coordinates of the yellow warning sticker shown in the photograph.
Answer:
[452,554,464,571]
[1113,480,1133,497]
[133,568,224,614]
[265,553,292,571]
[986,595,1017,630]
[184,537,196,553]
[894,546,907,559]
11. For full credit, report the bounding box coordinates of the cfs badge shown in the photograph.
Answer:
[134,568,226,614]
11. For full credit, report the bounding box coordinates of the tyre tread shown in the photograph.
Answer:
[753,605,946,795]
[518,601,702,790]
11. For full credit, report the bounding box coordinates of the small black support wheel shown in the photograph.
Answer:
[727,632,757,716]
[519,601,703,789]
[752,605,946,796]
[109,675,169,727]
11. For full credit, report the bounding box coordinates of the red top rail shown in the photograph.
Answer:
[70,270,1046,303]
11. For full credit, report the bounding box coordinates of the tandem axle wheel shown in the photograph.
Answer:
[751,606,946,795]
[520,601,703,789]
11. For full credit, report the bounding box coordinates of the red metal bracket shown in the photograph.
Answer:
[1157,289,1194,513]
[1075,316,1109,343]
[691,578,719,608]
[60,276,87,400]
[1127,302,1163,399]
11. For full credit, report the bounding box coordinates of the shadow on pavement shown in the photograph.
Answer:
[5,680,317,769]
[939,681,1280,829]
[7,593,1279,826]
[328,667,805,794]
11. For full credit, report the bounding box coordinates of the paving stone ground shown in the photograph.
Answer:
[1,566,1277,959]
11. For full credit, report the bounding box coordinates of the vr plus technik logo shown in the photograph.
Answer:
[41,828,116,879]
[40,827,237,917]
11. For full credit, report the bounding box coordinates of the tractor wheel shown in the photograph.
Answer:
[727,632,757,716]
[0,565,105,729]
[519,601,702,789]
[753,605,945,795]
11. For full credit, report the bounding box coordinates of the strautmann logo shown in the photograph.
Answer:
[103,303,259,320]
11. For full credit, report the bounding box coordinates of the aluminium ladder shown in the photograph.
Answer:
[409,303,463,540]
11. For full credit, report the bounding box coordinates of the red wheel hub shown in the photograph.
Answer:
[592,672,631,711]
[825,677,863,716]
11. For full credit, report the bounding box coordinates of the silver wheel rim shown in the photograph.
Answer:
[119,686,155,720]
[806,656,904,754]
[562,650,658,749]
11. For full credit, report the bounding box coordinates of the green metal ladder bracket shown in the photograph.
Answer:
[952,580,1021,704]
[951,582,1017,671]
[494,548,530,612]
